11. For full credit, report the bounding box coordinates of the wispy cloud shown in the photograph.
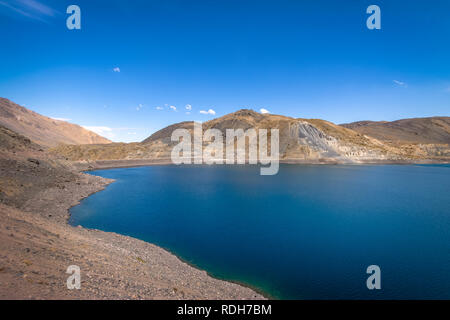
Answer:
[81,126,143,141]
[20,0,55,15]
[185,104,192,111]
[260,108,270,114]
[82,126,112,134]
[170,105,177,111]
[113,67,121,73]
[51,117,71,122]
[199,109,216,115]
[155,106,163,110]
[393,80,407,88]
[136,104,143,111]
[82,126,115,139]
[0,0,59,22]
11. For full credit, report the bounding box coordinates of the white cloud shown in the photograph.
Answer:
[393,80,407,87]
[186,111,191,115]
[260,108,270,114]
[170,105,177,111]
[82,126,113,135]
[51,117,71,122]
[136,104,143,111]
[155,106,163,110]
[199,109,216,115]
[185,104,192,111]
[81,126,146,142]
[82,126,115,139]
[113,67,121,73]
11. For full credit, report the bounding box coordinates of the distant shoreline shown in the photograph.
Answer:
[74,158,450,172]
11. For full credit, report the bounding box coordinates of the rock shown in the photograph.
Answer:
[27,158,40,165]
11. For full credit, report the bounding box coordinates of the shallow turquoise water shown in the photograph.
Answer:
[70,164,450,299]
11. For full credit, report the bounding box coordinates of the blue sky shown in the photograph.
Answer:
[0,0,449,142]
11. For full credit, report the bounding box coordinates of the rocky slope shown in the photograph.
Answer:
[0,98,111,147]
[341,117,450,144]
[52,109,450,164]
[341,117,450,160]
[0,125,263,299]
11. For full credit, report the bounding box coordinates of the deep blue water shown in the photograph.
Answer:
[70,164,450,299]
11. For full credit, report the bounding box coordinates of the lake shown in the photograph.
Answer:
[69,164,450,299]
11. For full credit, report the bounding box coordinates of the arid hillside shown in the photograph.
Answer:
[51,109,450,164]
[0,98,111,147]
[0,125,79,207]
[341,117,450,144]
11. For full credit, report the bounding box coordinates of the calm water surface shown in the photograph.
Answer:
[70,164,450,299]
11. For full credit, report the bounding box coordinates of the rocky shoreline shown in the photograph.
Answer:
[0,141,265,299]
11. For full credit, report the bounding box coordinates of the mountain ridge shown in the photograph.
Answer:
[341,117,450,144]
[1,97,448,164]
[52,108,450,164]
[0,98,111,147]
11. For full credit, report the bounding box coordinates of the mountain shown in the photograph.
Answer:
[0,98,111,147]
[52,109,450,164]
[341,117,450,144]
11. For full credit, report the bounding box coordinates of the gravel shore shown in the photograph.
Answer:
[0,172,265,299]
